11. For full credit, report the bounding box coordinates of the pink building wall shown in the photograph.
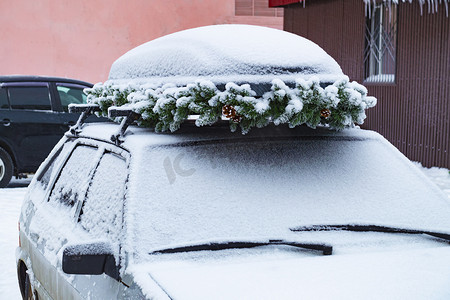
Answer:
[0,0,282,84]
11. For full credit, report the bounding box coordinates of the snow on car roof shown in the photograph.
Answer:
[108,24,345,85]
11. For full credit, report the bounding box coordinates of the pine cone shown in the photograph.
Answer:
[320,108,331,118]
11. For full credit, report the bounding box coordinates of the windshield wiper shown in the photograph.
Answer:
[150,240,332,255]
[291,224,450,242]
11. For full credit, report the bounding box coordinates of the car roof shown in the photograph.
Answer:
[0,75,92,87]
[74,121,382,150]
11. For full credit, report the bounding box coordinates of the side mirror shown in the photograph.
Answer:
[62,242,119,280]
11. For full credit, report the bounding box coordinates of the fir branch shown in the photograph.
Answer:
[84,77,376,134]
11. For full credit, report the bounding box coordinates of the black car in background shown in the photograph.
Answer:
[0,75,99,187]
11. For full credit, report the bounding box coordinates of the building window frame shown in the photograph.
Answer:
[364,2,398,84]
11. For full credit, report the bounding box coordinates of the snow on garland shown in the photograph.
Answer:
[84,76,377,134]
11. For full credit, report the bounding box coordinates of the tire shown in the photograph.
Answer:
[18,262,36,300]
[24,272,33,300]
[0,147,13,188]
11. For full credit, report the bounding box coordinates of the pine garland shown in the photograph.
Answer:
[84,76,376,134]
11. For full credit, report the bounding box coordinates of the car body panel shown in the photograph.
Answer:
[143,245,450,300]
[17,122,450,299]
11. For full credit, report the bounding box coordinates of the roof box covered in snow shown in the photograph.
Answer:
[84,25,376,134]
[108,24,346,85]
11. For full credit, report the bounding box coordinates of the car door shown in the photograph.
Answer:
[25,141,99,299]
[69,146,129,298]
[26,139,127,299]
[20,138,78,299]
[0,82,66,171]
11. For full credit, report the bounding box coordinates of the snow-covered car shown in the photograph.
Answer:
[16,121,450,299]
[16,25,450,299]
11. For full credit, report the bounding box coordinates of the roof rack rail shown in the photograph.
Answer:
[108,107,141,145]
[68,104,101,135]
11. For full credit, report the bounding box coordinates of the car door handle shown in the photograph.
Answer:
[64,121,75,126]
[1,119,10,126]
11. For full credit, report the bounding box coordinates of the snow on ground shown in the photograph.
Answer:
[0,176,31,299]
[413,162,450,200]
[0,166,449,299]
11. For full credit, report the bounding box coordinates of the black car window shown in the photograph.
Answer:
[79,152,128,241]
[49,145,98,208]
[56,84,87,112]
[8,86,51,110]
[0,88,9,109]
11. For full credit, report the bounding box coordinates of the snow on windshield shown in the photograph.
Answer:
[108,24,345,85]
[126,135,450,257]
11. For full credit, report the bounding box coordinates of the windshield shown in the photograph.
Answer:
[129,137,450,254]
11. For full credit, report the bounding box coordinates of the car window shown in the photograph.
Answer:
[36,140,76,190]
[0,88,9,109]
[8,86,52,110]
[79,152,128,241]
[56,85,87,112]
[132,138,450,252]
[49,145,98,208]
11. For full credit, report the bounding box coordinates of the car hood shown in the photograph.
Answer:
[132,245,450,300]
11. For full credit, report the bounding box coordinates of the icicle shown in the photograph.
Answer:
[364,0,372,17]
[364,0,448,17]
[372,0,377,17]
[419,0,424,14]
[388,0,392,19]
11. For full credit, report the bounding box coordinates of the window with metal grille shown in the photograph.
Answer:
[364,3,398,83]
